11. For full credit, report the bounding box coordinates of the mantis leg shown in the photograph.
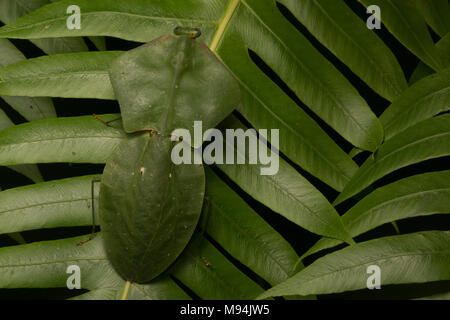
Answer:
[77,177,101,246]
[92,114,122,127]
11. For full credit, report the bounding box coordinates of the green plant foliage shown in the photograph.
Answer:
[359,0,444,71]
[334,114,450,205]
[99,133,206,283]
[0,0,448,300]
[415,0,450,38]
[259,231,450,298]
[301,171,450,260]
[381,68,450,140]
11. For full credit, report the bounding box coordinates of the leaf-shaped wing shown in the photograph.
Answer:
[99,134,205,283]
[109,35,240,140]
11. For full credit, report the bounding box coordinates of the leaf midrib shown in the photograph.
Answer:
[0,257,107,269]
[0,197,91,216]
[376,131,450,163]
[266,249,450,296]
[209,198,292,281]
[312,0,400,94]
[227,140,349,239]
[344,131,450,197]
[14,0,35,13]
[210,0,241,52]
[209,6,357,186]
[0,11,218,36]
[241,0,374,142]
[230,73,354,185]
[0,135,123,149]
[299,250,450,287]
[383,86,450,134]
[346,188,450,233]
[180,246,258,298]
[0,70,110,82]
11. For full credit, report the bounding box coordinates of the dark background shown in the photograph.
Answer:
[0,0,449,300]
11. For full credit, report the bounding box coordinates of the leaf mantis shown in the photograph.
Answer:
[92,27,241,284]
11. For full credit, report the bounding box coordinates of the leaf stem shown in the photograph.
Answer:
[120,281,131,300]
[209,0,240,52]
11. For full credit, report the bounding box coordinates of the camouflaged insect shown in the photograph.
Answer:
[99,28,241,283]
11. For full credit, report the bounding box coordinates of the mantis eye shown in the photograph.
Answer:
[173,26,201,39]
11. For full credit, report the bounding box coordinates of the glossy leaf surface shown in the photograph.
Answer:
[259,231,450,297]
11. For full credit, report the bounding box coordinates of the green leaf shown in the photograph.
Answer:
[104,32,240,283]
[0,0,224,43]
[170,233,264,300]
[237,51,361,189]
[48,0,107,52]
[217,116,353,243]
[109,35,240,142]
[0,113,354,243]
[348,148,364,159]
[0,38,26,66]
[49,0,107,51]
[0,170,302,296]
[258,230,450,297]
[225,0,383,151]
[124,279,190,300]
[6,232,26,245]
[0,0,385,151]
[278,0,407,101]
[0,111,357,195]
[409,33,450,85]
[0,233,190,299]
[88,36,106,51]
[381,68,450,140]
[0,51,120,99]
[0,114,125,166]
[7,164,44,183]
[343,170,450,239]
[0,234,118,289]
[304,171,450,258]
[204,168,302,286]
[99,134,205,283]
[415,292,450,300]
[0,38,56,121]
[0,0,446,300]
[0,175,98,235]
[359,0,443,71]
[30,38,88,55]
[415,0,450,38]
[334,114,450,205]
[0,98,44,184]
[0,0,364,190]
[299,237,343,261]
[1,96,56,121]
[435,35,450,68]
[0,0,88,54]
[0,107,13,130]
[222,48,359,190]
